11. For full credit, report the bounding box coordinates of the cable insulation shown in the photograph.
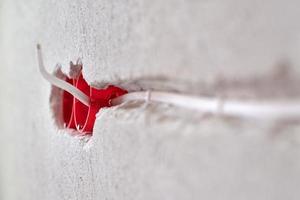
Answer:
[37,44,90,106]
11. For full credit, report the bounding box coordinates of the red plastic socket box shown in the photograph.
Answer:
[63,71,127,134]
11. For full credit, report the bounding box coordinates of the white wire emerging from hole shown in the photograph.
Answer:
[37,44,91,106]
[111,91,300,120]
[37,44,300,120]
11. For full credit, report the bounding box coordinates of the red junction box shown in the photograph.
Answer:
[62,72,127,134]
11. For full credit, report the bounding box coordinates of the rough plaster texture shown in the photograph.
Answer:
[1,0,300,199]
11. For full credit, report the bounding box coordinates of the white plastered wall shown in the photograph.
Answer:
[1,0,300,199]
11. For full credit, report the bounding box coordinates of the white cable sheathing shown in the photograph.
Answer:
[37,44,300,120]
[111,91,221,112]
[224,101,300,119]
[37,44,91,106]
[112,91,300,120]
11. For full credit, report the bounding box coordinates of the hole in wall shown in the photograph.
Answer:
[49,62,127,135]
[50,66,70,130]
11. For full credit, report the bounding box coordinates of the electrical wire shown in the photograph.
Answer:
[37,44,300,120]
[37,44,91,106]
[111,91,300,120]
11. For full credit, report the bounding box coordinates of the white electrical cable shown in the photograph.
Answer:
[111,91,300,120]
[37,44,91,106]
[37,44,300,120]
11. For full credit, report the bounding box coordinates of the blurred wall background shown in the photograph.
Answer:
[1,0,300,199]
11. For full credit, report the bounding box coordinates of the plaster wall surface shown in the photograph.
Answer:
[1,0,300,199]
